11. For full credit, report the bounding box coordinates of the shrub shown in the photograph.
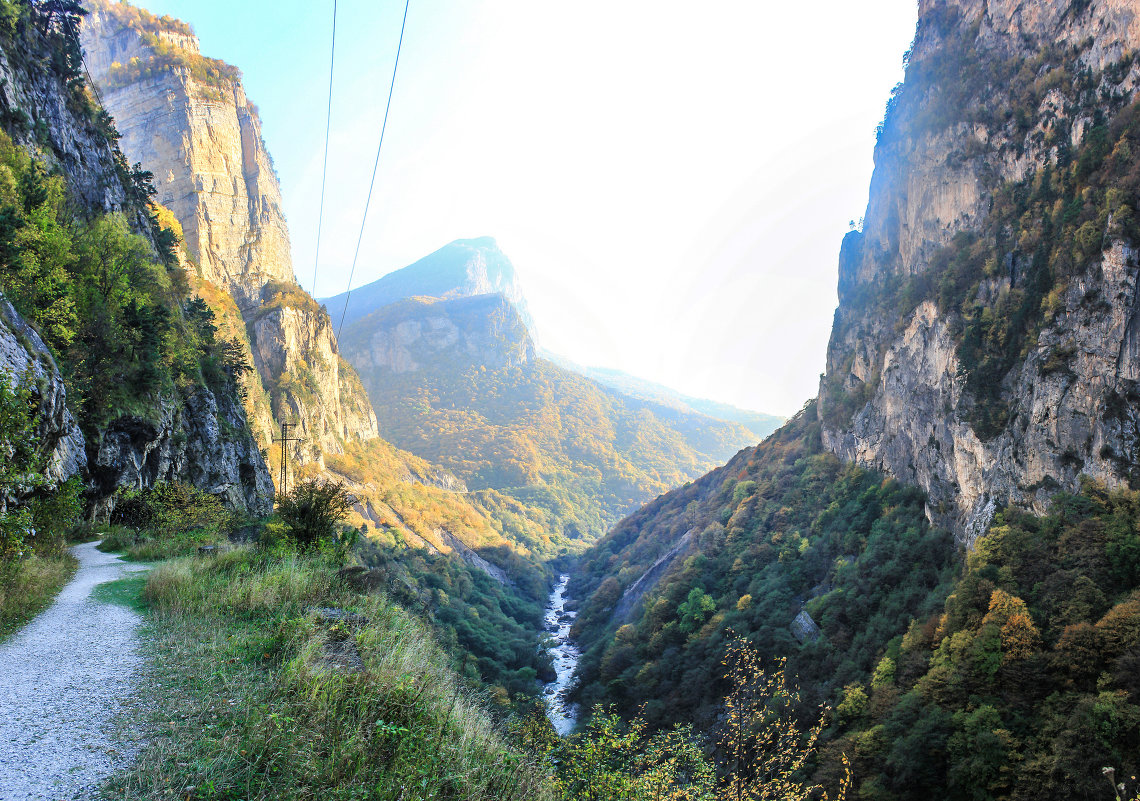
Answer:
[0,368,42,561]
[276,478,355,552]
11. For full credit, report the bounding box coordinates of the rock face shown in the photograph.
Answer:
[323,237,538,336]
[81,0,294,306]
[338,294,536,376]
[0,9,142,223]
[0,297,86,492]
[248,298,378,464]
[81,0,380,475]
[819,0,1140,542]
[0,9,272,516]
[90,386,274,516]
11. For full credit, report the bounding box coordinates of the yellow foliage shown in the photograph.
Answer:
[719,640,850,801]
[982,588,1031,629]
[150,203,184,243]
[1000,611,1041,662]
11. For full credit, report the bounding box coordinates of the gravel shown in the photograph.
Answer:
[0,542,150,801]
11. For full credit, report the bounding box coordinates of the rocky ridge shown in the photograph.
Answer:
[0,9,271,515]
[338,294,536,376]
[81,0,379,479]
[820,0,1140,542]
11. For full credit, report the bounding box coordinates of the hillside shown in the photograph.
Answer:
[569,0,1140,797]
[570,405,957,730]
[338,291,758,546]
[548,359,786,441]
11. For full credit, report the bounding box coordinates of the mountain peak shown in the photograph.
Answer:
[322,238,535,336]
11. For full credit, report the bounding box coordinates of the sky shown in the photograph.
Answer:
[114,0,918,417]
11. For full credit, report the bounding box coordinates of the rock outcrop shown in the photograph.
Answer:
[819,0,1140,542]
[338,294,536,376]
[90,385,274,516]
[81,0,380,477]
[248,296,378,464]
[0,297,86,491]
[81,0,294,305]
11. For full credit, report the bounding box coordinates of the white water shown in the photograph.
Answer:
[542,573,579,735]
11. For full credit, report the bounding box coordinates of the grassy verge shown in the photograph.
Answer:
[0,551,77,640]
[91,573,149,612]
[96,526,228,562]
[106,548,553,801]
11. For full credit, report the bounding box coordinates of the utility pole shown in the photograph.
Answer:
[273,421,304,498]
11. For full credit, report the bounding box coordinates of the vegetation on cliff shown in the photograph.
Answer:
[570,405,959,733]
[0,367,79,635]
[824,6,1140,440]
[88,0,240,91]
[825,480,1140,800]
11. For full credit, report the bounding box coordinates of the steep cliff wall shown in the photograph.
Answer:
[81,0,379,473]
[0,6,271,515]
[81,0,293,305]
[249,287,378,465]
[820,0,1140,542]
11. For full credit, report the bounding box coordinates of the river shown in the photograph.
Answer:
[542,573,579,735]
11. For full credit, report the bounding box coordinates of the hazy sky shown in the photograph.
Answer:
[108,0,917,416]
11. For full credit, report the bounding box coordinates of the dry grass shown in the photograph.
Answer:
[106,548,554,801]
[0,552,77,640]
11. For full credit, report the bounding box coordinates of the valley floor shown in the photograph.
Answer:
[0,542,149,800]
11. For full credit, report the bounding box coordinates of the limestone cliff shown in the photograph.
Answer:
[819,0,1140,542]
[249,286,378,466]
[81,0,379,476]
[0,7,271,515]
[81,0,293,305]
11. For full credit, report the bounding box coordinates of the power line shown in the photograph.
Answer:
[336,0,411,343]
[273,421,304,497]
[310,0,337,297]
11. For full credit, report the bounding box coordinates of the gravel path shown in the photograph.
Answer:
[0,542,150,801]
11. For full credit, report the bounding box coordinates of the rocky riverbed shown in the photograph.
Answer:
[541,574,579,736]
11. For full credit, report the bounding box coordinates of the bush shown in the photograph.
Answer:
[0,368,43,561]
[276,479,355,552]
[112,481,233,535]
[104,481,236,560]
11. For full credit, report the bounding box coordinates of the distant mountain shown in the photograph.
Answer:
[338,292,756,546]
[321,237,536,334]
[544,356,785,441]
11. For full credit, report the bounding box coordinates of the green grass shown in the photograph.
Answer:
[97,526,228,562]
[0,552,77,641]
[105,548,554,801]
[91,573,149,612]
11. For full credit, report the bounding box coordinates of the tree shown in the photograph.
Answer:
[719,639,850,801]
[276,478,355,551]
[677,587,716,634]
[0,369,42,560]
[556,707,715,801]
